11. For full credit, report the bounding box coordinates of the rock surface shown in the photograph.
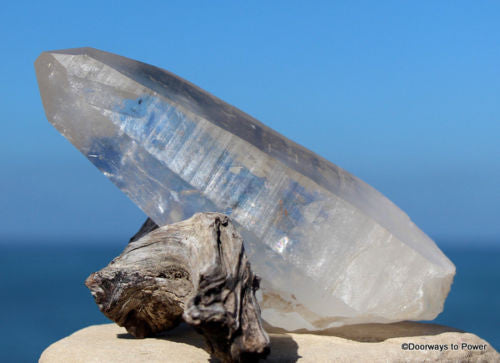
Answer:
[40,322,498,362]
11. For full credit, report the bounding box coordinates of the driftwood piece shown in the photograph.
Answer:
[85,213,270,362]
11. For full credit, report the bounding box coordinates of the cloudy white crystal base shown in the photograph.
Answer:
[35,48,455,331]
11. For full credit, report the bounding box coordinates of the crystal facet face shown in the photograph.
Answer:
[35,48,455,331]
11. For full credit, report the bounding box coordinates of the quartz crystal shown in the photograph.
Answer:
[35,48,455,331]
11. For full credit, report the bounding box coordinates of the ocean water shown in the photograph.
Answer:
[0,242,498,362]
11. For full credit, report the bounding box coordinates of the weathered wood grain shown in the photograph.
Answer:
[86,213,270,362]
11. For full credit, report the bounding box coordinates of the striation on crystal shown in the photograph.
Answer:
[35,48,455,331]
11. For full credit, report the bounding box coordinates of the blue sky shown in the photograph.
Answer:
[1,1,498,246]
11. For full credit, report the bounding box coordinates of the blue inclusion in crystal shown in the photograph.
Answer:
[116,95,197,152]
[111,95,319,232]
[277,180,318,232]
[86,136,123,176]
[118,94,152,118]
[146,110,156,134]
[235,168,266,206]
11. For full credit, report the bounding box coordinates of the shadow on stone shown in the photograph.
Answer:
[41,323,499,362]
[265,321,463,343]
[117,321,462,361]
[117,323,207,350]
[117,323,301,362]
[266,335,301,362]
